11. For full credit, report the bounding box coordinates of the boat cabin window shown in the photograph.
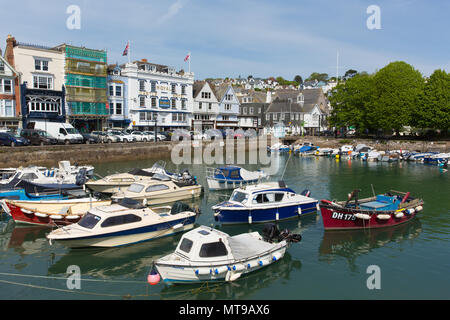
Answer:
[199,241,228,258]
[101,214,142,228]
[128,183,144,193]
[21,173,39,180]
[252,192,284,203]
[78,213,101,229]
[229,170,240,179]
[230,191,248,203]
[179,238,193,253]
[145,184,169,192]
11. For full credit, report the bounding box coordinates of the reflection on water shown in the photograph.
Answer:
[159,252,302,300]
[319,218,422,271]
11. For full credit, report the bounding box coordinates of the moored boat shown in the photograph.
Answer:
[319,189,424,230]
[46,199,199,248]
[206,166,268,191]
[152,224,301,283]
[212,181,318,224]
[5,198,111,226]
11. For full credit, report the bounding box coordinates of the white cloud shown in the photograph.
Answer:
[155,0,186,25]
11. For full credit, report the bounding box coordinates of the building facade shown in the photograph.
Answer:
[0,44,21,129]
[122,59,194,131]
[6,36,66,128]
[107,64,129,129]
[212,83,239,129]
[192,80,219,130]
[58,44,108,132]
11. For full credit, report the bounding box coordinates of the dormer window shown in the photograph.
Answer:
[297,94,304,103]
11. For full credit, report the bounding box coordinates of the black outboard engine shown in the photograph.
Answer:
[278,229,302,243]
[75,168,87,186]
[262,223,302,243]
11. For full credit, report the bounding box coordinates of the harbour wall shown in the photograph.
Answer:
[0,136,448,168]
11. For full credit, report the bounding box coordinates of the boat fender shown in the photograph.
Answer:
[316,203,320,211]
[50,214,64,220]
[66,215,81,220]
[258,260,263,266]
[196,268,211,276]
[415,206,423,212]
[215,266,228,274]
[247,263,252,269]
[407,208,415,215]
[377,214,391,220]
[275,212,279,221]
[34,212,48,218]
[234,264,245,272]
[354,213,371,220]
[248,215,252,224]
[395,212,404,219]
[298,207,302,215]
[21,209,34,214]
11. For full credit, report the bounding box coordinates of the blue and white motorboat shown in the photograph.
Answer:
[46,199,199,248]
[268,143,290,152]
[422,153,450,164]
[212,181,318,224]
[206,166,268,191]
[0,188,66,213]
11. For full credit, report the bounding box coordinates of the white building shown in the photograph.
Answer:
[212,83,240,129]
[121,59,194,131]
[192,80,219,130]
[0,47,19,129]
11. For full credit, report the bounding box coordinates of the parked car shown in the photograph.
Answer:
[0,132,30,147]
[130,131,145,142]
[81,133,101,144]
[20,129,58,146]
[108,130,136,143]
[28,120,83,144]
[143,131,166,141]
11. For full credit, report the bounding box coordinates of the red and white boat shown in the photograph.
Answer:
[5,199,111,226]
[319,190,424,230]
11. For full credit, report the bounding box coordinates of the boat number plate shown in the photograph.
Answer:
[331,211,356,221]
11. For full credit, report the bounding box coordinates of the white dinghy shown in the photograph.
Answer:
[152,224,301,283]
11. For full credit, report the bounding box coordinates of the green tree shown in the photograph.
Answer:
[306,72,328,82]
[413,69,450,133]
[370,61,425,133]
[294,75,303,84]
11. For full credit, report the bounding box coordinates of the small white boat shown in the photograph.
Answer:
[206,166,268,191]
[153,224,301,283]
[46,199,199,248]
[317,148,334,156]
[268,143,290,152]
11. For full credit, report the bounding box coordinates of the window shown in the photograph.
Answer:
[181,99,186,110]
[139,80,145,91]
[208,103,212,110]
[266,113,270,120]
[116,103,122,115]
[199,241,228,257]
[145,184,169,192]
[59,128,67,135]
[253,193,274,204]
[77,62,90,73]
[225,104,231,111]
[151,97,157,108]
[21,173,39,180]
[109,85,114,96]
[275,193,284,202]
[171,83,176,93]
[151,82,156,92]
[243,107,247,114]
[0,61,4,73]
[101,214,142,228]
[273,113,277,120]
[181,85,186,95]
[249,107,254,114]
[2,100,14,117]
[140,112,146,121]
[139,96,145,107]
[128,183,144,193]
[78,213,101,229]
[198,102,202,110]
[33,76,53,89]
[115,86,122,97]
[35,59,48,71]
[1,79,12,93]
[231,191,248,203]
[171,99,176,109]
[179,238,193,253]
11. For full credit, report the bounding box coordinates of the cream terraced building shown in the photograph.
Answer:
[121,59,194,131]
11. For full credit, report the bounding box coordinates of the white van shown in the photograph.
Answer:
[28,121,83,144]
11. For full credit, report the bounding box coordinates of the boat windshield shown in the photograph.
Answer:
[78,213,101,229]
[128,183,144,193]
[230,191,248,203]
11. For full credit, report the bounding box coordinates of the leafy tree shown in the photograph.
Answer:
[370,61,424,133]
[413,69,450,133]
[306,72,328,82]
[294,75,303,84]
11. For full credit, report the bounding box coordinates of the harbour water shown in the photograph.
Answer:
[0,154,449,300]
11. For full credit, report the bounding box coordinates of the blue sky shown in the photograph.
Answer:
[1,0,448,80]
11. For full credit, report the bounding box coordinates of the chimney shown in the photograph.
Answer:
[5,34,16,67]
[266,90,272,103]
[141,58,147,62]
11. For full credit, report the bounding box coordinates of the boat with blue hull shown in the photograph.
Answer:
[206,166,268,191]
[0,188,66,201]
[212,181,318,224]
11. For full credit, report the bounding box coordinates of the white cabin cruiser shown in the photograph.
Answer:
[153,224,301,283]
[46,199,199,248]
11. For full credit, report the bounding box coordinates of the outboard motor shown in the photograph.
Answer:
[278,229,302,243]
[300,189,311,197]
[75,168,87,186]
[262,223,281,243]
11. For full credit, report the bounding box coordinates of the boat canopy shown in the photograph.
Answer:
[213,166,262,181]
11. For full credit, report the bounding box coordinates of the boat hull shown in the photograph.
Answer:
[156,246,286,283]
[51,218,196,248]
[319,202,421,230]
[207,178,260,191]
[214,201,318,224]
[113,185,202,205]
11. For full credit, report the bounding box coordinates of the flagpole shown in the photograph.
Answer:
[188,52,191,73]
[128,40,131,64]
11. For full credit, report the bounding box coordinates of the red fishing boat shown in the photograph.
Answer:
[319,190,424,230]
